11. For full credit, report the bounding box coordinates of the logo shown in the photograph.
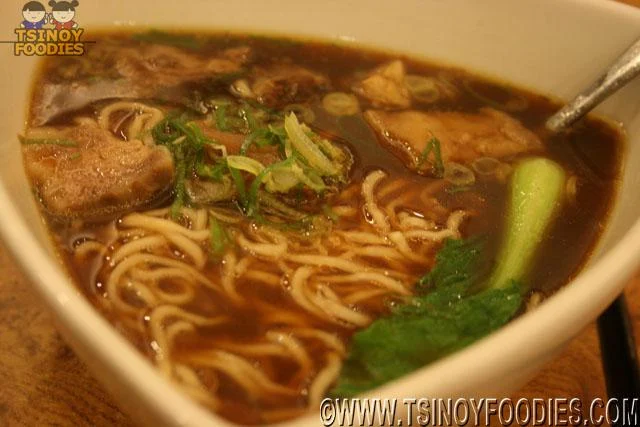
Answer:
[10,1,91,56]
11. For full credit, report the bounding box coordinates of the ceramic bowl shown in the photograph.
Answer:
[1,0,640,425]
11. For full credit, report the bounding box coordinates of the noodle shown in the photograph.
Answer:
[148,305,227,375]
[285,329,346,355]
[236,232,287,259]
[72,164,469,418]
[120,213,211,241]
[107,253,217,292]
[316,272,410,295]
[266,331,313,371]
[307,353,342,407]
[174,364,221,409]
[73,240,106,258]
[286,254,369,273]
[111,235,166,265]
[186,350,297,398]
[23,30,614,426]
[98,101,164,145]
[220,251,243,302]
[338,231,387,245]
[362,170,390,233]
[243,270,281,286]
[342,288,390,305]
[388,231,431,263]
[308,287,371,327]
[288,266,326,317]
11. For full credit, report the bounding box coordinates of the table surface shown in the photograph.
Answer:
[2,1,640,425]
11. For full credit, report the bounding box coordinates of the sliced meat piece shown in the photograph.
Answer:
[200,125,245,155]
[353,60,411,109]
[250,64,329,108]
[221,46,252,64]
[30,80,141,127]
[30,45,251,126]
[115,45,247,88]
[364,108,543,173]
[198,121,282,166]
[245,145,281,167]
[22,125,175,220]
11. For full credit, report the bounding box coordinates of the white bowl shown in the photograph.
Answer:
[2,0,640,425]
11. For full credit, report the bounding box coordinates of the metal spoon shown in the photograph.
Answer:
[546,37,640,132]
[547,37,640,419]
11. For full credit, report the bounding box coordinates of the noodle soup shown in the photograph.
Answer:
[20,31,622,424]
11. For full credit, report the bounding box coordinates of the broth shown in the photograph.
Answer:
[21,30,622,424]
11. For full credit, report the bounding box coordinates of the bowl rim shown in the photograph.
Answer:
[2,0,640,426]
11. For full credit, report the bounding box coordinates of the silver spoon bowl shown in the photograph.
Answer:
[546,38,640,132]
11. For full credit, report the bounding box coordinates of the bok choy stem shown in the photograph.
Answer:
[488,157,566,290]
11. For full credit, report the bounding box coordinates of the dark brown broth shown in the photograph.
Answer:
[28,30,623,424]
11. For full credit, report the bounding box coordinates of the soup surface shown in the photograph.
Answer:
[21,31,622,424]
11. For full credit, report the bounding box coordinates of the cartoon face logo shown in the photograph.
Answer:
[52,9,73,23]
[21,1,47,29]
[15,0,87,56]
[48,0,79,29]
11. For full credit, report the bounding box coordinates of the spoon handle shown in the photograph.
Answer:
[546,38,640,132]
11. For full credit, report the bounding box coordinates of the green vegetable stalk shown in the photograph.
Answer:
[488,157,566,290]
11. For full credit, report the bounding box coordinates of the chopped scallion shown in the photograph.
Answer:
[19,136,78,147]
[170,155,187,219]
[417,137,444,178]
[228,166,247,209]
[209,215,228,256]
[215,105,229,132]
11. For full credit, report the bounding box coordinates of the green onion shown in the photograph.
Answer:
[132,30,202,50]
[240,132,258,155]
[152,118,182,144]
[283,104,316,123]
[207,97,233,108]
[265,162,325,194]
[322,204,339,222]
[196,161,227,181]
[209,215,228,256]
[291,165,325,192]
[228,166,247,209]
[263,167,300,194]
[186,177,235,204]
[170,154,187,219]
[257,191,307,221]
[247,157,295,217]
[226,155,265,176]
[472,157,501,176]
[322,92,360,116]
[405,75,440,103]
[444,162,475,186]
[417,137,444,178]
[445,185,471,194]
[284,113,338,176]
[19,136,78,147]
[215,105,229,131]
[211,101,251,134]
[241,126,287,155]
[240,105,259,131]
[151,116,230,219]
